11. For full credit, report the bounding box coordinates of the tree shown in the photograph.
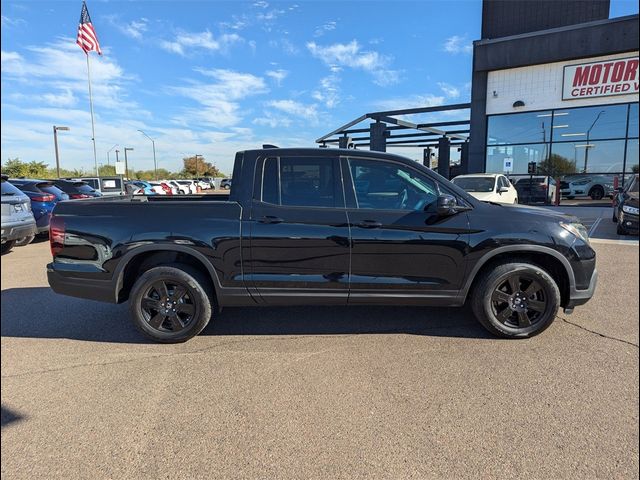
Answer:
[98,165,116,177]
[1,158,49,178]
[538,153,577,176]
[181,156,222,177]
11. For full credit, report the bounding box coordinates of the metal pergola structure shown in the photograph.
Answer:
[315,102,471,178]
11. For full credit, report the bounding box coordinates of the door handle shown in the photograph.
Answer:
[357,220,382,229]
[258,215,284,224]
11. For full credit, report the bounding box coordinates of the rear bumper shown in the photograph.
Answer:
[47,262,117,303]
[1,220,37,243]
[567,268,598,309]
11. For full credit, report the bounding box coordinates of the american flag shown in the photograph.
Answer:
[76,1,101,55]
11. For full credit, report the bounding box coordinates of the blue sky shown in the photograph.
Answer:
[1,0,638,175]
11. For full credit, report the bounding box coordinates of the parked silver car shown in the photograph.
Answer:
[1,176,37,254]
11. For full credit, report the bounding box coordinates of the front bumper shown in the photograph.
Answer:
[1,219,37,243]
[619,211,639,233]
[566,268,598,309]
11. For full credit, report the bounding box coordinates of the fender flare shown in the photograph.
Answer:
[458,245,576,302]
[113,244,222,302]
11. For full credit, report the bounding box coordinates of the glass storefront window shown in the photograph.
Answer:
[626,139,639,173]
[552,104,628,142]
[628,103,638,139]
[487,111,552,145]
[486,144,549,174]
[551,140,625,174]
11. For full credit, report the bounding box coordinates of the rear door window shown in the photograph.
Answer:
[1,179,23,196]
[261,156,338,208]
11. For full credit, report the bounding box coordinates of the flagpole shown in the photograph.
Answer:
[85,52,99,176]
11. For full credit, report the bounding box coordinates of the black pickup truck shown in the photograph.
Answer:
[47,147,597,342]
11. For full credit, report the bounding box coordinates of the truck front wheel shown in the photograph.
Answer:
[470,261,560,338]
[129,264,214,343]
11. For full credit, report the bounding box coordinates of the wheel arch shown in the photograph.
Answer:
[461,246,575,307]
[114,245,221,304]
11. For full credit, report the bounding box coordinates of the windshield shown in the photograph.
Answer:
[74,183,96,193]
[452,177,495,193]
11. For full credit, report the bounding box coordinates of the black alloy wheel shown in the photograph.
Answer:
[471,261,560,338]
[140,279,197,333]
[129,264,213,343]
[490,273,548,329]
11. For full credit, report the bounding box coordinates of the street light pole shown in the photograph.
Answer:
[124,147,134,180]
[53,125,70,178]
[195,154,202,177]
[106,144,118,167]
[583,110,605,173]
[138,130,158,180]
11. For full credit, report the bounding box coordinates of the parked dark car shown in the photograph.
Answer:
[50,179,102,199]
[612,174,639,235]
[47,148,597,343]
[220,178,232,190]
[9,179,69,242]
[513,176,556,204]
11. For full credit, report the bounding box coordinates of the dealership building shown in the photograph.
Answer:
[318,0,639,185]
[468,0,639,179]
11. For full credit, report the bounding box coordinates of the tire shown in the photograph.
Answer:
[1,240,16,255]
[589,186,604,200]
[470,261,560,338]
[617,221,628,236]
[129,264,214,343]
[14,235,35,247]
[224,185,230,190]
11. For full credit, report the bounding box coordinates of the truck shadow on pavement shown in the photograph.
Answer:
[1,287,492,343]
[1,405,24,429]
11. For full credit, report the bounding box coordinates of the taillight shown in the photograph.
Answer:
[31,194,56,202]
[49,216,65,257]
[69,193,91,199]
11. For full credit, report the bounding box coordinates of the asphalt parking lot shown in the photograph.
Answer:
[1,233,638,479]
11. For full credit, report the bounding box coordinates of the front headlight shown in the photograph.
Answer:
[622,205,639,215]
[560,222,590,244]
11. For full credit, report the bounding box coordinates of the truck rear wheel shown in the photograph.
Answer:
[470,261,560,338]
[129,264,213,343]
[1,240,16,255]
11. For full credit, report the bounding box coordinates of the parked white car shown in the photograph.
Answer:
[177,180,198,194]
[165,180,189,194]
[451,174,519,204]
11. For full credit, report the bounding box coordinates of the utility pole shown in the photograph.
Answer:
[124,147,134,180]
[53,125,70,178]
[583,110,605,173]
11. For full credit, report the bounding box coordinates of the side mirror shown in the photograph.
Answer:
[436,194,458,216]
[499,186,509,193]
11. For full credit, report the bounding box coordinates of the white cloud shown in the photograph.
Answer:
[443,35,473,54]
[171,69,268,127]
[373,94,445,112]
[160,30,243,56]
[1,15,25,28]
[253,113,292,128]
[253,1,269,7]
[306,40,401,86]
[314,20,337,37]
[1,40,139,112]
[267,100,319,122]
[104,15,149,40]
[266,69,288,86]
[312,73,341,108]
[437,82,460,99]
